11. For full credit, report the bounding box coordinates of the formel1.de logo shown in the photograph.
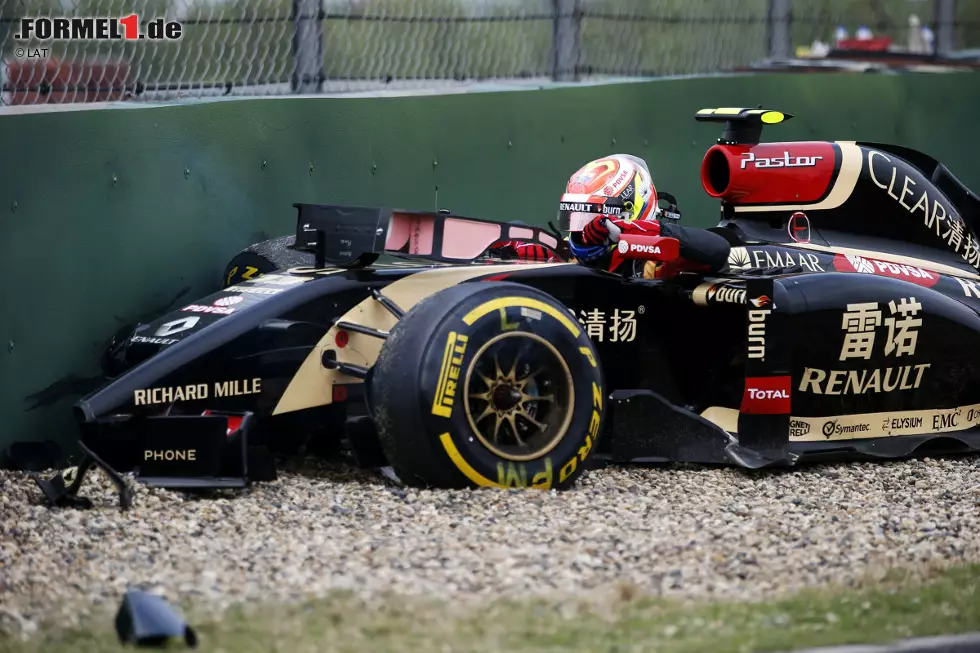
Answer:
[15,15,183,41]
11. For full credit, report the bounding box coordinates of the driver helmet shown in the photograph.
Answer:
[557,154,658,261]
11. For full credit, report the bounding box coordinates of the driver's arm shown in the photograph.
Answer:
[488,240,556,262]
[659,221,731,273]
[581,215,730,275]
[582,214,659,244]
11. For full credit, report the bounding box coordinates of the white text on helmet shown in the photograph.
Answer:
[559,202,623,215]
[559,202,594,212]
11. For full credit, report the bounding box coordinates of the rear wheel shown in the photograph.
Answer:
[370,282,606,490]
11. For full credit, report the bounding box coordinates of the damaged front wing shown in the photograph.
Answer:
[33,411,262,510]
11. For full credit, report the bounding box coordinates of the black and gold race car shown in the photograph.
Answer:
[37,108,980,508]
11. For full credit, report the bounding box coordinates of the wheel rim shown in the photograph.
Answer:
[463,331,575,462]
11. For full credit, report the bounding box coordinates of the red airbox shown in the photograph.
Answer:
[700,142,837,205]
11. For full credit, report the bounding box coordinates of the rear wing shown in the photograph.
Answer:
[292,204,562,268]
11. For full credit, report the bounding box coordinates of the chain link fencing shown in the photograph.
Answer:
[0,0,976,105]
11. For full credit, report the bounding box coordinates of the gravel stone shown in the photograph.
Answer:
[2,456,980,637]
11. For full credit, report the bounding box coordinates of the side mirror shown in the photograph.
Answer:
[658,192,681,222]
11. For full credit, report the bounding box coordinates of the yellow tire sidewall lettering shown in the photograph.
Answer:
[431,293,604,490]
[462,296,581,338]
[431,330,469,419]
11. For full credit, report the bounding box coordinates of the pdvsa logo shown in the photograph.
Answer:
[834,254,939,288]
[617,240,661,255]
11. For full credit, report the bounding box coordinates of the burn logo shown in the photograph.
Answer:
[747,306,771,360]
[707,284,746,305]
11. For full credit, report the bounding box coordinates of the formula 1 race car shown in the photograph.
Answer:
[36,107,980,508]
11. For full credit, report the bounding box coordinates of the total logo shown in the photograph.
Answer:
[740,375,791,414]
[617,240,661,255]
[740,151,824,169]
[747,388,789,400]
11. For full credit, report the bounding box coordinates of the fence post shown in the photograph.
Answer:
[552,0,581,82]
[292,0,323,93]
[767,0,792,61]
[934,0,956,56]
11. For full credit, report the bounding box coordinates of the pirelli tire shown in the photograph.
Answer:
[370,282,606,491]
[222,235,313,288]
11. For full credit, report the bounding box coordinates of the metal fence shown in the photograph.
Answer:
[0,0,974,105]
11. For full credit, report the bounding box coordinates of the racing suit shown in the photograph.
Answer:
[576,214,732,279]
[489,216,730,279]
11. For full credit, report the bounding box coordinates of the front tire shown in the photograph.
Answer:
[370,282,606,490]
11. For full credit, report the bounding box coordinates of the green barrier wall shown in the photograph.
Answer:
[2,72,979,461]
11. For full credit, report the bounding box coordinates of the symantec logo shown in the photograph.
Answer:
[15,15,182,41]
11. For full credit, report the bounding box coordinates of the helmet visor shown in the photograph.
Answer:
[566,211,594,232]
